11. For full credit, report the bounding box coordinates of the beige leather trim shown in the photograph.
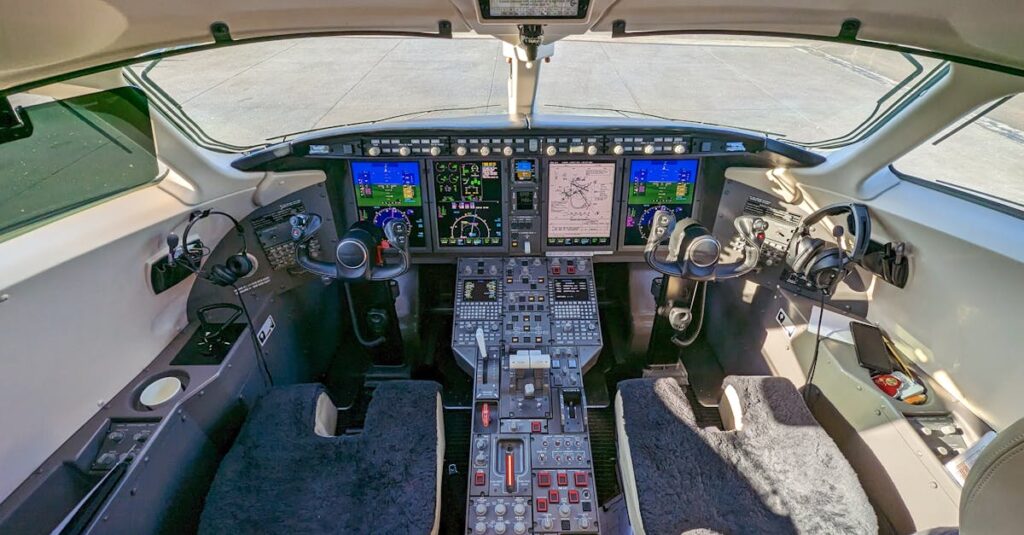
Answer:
[615,390,646,535]
[432,392,445,535]
[314,392,338,438]
[719,384,744,431]
[254,170,326,207]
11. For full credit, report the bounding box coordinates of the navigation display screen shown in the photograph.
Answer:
[433,161,504,247]
[546,161,616,247]
[623,159,699,246]
[351,160,426,247]
[553,278,590,301]
[462,279,499,302]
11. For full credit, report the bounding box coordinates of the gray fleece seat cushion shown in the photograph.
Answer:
[618,376,876,535]
[199,381,442,534]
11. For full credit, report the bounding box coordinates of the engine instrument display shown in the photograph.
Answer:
[462,279,499,302]
[351,160,426,247]
[433,161,504,247]
[546,161,617,247]
[623,159,699,246]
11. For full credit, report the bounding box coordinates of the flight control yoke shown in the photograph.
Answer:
[454,257,602,534]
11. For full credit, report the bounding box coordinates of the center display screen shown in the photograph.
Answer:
[351,160,426,247]
[433,161,504,247]
[546,161,617,247]
[623,159,699,246]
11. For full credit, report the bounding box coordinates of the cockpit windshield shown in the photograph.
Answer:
[133,34,939,150]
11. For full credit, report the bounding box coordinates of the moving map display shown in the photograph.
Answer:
[546,161,616,247]
[351,160,426,247]
[433,161,504,247]
[623,159,698,246]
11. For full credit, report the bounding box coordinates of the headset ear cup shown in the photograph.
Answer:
[807,248,843,288]
[226,254,254,278]
[790,237,825,274]
[208,264,236,287]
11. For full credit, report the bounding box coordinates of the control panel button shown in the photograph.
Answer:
[476,503,488,516]
[538,471,551,487]
[495,503,507,516]
[536,498,548,512]
[557,472,569,486]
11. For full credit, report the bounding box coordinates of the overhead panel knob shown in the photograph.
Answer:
[586,145,599,156]
[514,522,527,534]
[612,144,624,155]
[398,146,411,157]
[673,143,687,154]
[456,146,468,156]
[545,145,558,157]
[494,521,507,534]
[475,503,488,516]
[513,503,526,516]
[367,146,381,157]
[429,146,442,156]
[503,145,515,156]
[479,146,491,156]
[643,144,656,155]
[495,503,507,516]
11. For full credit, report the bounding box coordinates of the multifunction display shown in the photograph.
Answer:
[462,279,499,302]
[434,161,505,247]
[623,159,699,246]
[546,161,617,247]
[351,160,426,247]
[553,278,591,301]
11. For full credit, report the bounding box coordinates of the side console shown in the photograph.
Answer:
[455,257,602,535]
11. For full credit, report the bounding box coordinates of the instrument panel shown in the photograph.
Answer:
[234,126,821,258]
[342,153,703,256]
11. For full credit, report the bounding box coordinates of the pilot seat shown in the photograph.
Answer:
[199,380,444,534]
[615,375,877,534]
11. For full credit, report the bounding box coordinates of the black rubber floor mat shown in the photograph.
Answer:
[440,409,471,535]
[685,384,723,429]
[587,408,621,506]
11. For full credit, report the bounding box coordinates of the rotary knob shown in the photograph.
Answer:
[542,518,553,530]
[456,146,468,156]
[612,144,625,155]
[581,517,591,529]
[545,145,558,156]
[494,521,507,534]
[495,503,507,516]
[586,145,599,155]
[559,504,571,517]
[503,146,514,156]
[479,146,491,156]
[514,522,527,534]
[367,146,381,157]
[673,143,687,154]
[643,144,656,155]
[398,146,411,157]
[107,431,125,443]
[513,503,526,516]
[429,146,441,156]
[475,503,488,516]
[474,521,487,534]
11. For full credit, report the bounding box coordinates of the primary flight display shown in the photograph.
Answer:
[623,159,698,246]
[351,160,427,247]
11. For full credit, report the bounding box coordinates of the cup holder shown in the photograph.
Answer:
[133,370,189,411]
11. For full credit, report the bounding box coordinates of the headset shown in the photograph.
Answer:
[786,203,871,292]
[170,210,255,287]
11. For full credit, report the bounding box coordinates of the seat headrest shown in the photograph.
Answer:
[960,416,1024,535]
